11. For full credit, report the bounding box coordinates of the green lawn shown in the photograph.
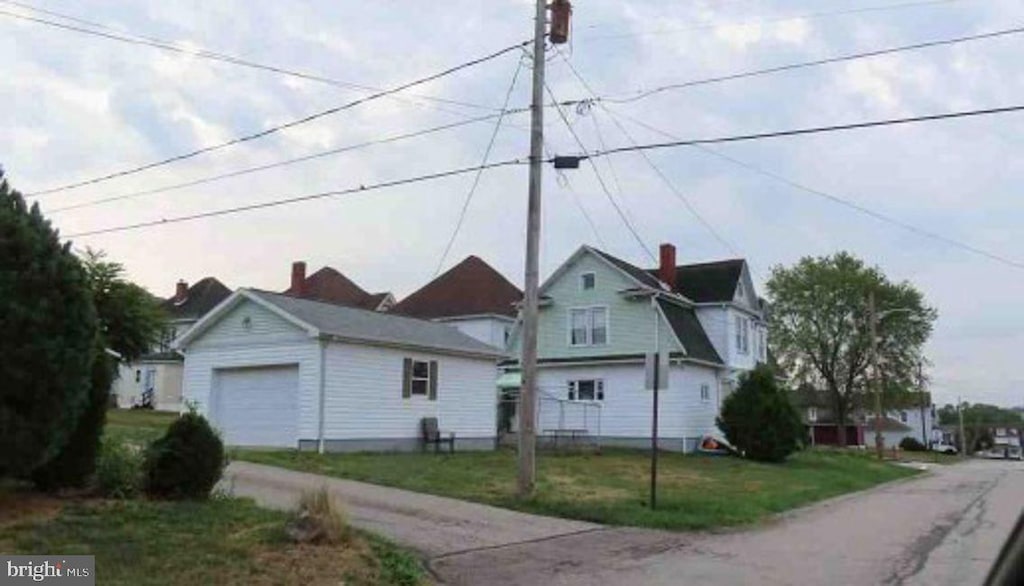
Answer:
[239,447,920,530]
[0,493,425,586]
[103,409,179,448]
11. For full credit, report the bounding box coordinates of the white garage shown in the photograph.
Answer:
[213,365,298,447]
[176,288,504,451]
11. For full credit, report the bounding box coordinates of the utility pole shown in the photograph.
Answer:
[869,291,885,460]
[918,361,928,446]
[518,0,555,498]
[958,395,967,457]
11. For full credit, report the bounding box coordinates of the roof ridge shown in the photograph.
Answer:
[249,288,463,327]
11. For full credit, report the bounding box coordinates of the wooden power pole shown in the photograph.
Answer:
[518,0,551,498]
[869,291,885,460]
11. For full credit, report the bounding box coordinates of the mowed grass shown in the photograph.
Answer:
[0,492,425,586]
[103,409,179,448]
[239,447,920,530]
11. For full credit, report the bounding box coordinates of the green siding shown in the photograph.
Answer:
[511,251,681,359]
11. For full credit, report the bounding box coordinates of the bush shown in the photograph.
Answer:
[899,437,927,452]
[143,411,225,500]
[96,437,143,499]
[0,172,97,477]
[717,365,804,463]
[32,347,115,490]
[286,487,350,545]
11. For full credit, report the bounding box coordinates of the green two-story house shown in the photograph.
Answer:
[504,243,767,452]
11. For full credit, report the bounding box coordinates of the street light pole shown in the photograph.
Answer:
[869,291,885,460]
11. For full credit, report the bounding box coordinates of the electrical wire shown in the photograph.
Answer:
[583,0,968,42]
[556,49,747,263]
[601,25,1024,104]
[434,58,525,276]
[48,107,532,214]
[0,1,498,113]
[544,81,656,263]
[545,141,608,249]
[63,159,528,238]
[608,107,1024,271]
[572,105,1024,160]
[26,38,531,197]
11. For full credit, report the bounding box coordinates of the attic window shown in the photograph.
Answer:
[736,281,745,299]
[241,316,253,331]
[581,272,595,290]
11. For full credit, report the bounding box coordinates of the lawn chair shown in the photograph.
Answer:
[421,417,455,454]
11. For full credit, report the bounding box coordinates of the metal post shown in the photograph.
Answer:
[517,0,547,499]
[958,395,967,457]
[870,291,885,460]
[918,362,927,446]
[650,352,660,509]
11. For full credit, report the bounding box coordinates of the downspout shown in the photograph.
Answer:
[317,337,327,454]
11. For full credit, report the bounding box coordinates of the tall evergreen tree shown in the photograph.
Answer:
[0,170,97,477]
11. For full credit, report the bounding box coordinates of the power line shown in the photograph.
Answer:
[556,49,747,264]
[63,159,528,238]
[48,108,532,214]
[544,141,609,249]
[25,38,530,197]
[0,1,498,113]
[583,0,968,42]
[574,105,1024,161]
[601,25,1024,104]
[609,107,1024,271]
[434,58,525,276]
[544,81,656,263]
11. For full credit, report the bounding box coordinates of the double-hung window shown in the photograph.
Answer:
[735,315,750,354]
[808,407,818,422]
[568,379,604,401]
[402,358,438,400]
[569,307,608,346]
[700,383,711,403]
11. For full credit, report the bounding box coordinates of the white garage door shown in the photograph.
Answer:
[213,365,298,447]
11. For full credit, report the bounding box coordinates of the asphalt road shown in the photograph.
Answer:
[225,459,1023,585]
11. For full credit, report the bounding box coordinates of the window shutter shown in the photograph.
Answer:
[402,358,412,398]
[428,360,439,401]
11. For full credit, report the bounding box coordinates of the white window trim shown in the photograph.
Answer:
[808,407,818,423]
[735,315,750,355]
[567,379,605,402]
[580,272,596,291]
[410,359,431,396]
[567,305,610,347]
[700,383,711,403]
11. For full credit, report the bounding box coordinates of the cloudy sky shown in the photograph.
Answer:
[3,0,1023,408]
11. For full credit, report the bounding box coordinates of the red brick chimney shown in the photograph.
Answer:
[290,261,307,296]
[174,280,188,303]
[658,243,677,291]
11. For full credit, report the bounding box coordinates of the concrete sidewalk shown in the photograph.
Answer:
[222,461,599,557]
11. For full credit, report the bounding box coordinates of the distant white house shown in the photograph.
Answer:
[175,288,505,451]
[503,243,768,452]
[112,277,232,411]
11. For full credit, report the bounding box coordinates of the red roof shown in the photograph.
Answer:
[392,256,521,319]
[284,267,390,311]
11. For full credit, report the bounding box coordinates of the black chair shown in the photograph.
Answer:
[421,417,455,454]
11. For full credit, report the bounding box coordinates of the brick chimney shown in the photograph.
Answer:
[174,280,188,303]
[290,261,307,296]
[658,243,677,291]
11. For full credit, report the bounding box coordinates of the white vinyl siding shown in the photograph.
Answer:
[437,316,515,350]
[320,342,496,441]
[190,300,307,350]
[536,362,720,447]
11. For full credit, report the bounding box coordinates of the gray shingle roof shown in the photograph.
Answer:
[248,289,505,358]
[656,299,723,365]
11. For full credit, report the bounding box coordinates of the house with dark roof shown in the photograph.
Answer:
[175,288,504,451]
[502,243,767,452]
[112,277,232,411]
[392,255,522,349]
[284,261,394,312]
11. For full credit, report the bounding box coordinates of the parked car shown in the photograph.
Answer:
[980,446,1023,461]
[930,441,958,455]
